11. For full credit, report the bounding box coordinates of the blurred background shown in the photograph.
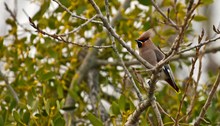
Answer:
[0,0,220,125]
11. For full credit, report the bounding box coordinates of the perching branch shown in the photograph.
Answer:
[96,45,220,67]
[125,99,151,126]
[151,99,164,126]
[88,0,154,70]
[88,0,166,125]
[194,68,220,126]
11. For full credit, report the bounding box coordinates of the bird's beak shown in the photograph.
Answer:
[135,40,143,48]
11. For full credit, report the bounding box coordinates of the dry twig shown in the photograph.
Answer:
[52,0,102,24]
[28,17,112,49]
[194,68,220,126]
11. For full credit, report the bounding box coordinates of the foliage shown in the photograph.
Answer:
[0,0,219,125]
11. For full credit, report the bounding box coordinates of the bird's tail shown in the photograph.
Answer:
[165,77,179,92]
[163,65,179,92]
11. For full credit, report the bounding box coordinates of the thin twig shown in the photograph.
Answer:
[175,32,203,125]
[96,45,220,67]
[28,17,112,49]
[150,0,179,30]
[194,68,220,126]
[156,102,175,122]
[59,15,98,36]
[52,0,102,24]
[104,0,110,21]
[4,3,32,33]
[178,36,220,54]
[184,44,206,122]
[63,0,132,124]
[151,100,163,126]
[167,0,201,58]
[112,45,143,101]
[0,71,19,103]
[88,0,154,69]
[88,0,165,125]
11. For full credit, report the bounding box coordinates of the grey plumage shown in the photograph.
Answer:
[135,29,179,92]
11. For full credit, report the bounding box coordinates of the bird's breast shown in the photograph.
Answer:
[139,48,158,66]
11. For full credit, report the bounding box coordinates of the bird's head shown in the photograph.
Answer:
[135,29,153,48]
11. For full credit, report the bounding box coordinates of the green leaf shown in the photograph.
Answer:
[57,83,64,99]
[54,117,65,126]
[41,72,56,81]
[143,21,151,30]
[110,102,120,116]
[119,95,126,112]
[13,111,21,123]
[138,0,152,6]
[194,15,208,22]
[202,0,214,5]
[0,37,3,50]
[32,0,50,20]
[87,112,103,126]
[48,17,57,29]
[76,6,87,15]
[48,49,58,59]
[23,110,30,124]
[0,115,4,126]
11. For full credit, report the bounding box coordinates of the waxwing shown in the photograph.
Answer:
[135,29,179,92]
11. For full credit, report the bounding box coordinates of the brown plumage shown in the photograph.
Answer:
[135,29,179,92]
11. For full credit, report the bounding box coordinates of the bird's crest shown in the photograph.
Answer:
[137,29,153,42]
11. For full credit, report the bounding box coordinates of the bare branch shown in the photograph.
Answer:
[151,100,163,126]
[96,45,220,67]
[167,0,201,57]
[88,0,154,69]
[194,68,220,126]
[88,0,166,125]
[4,3,32,33]
[150,0,179,30]
[184,45,206,122]
[52,0,102,24]
[59,15,98,36]
[63,0,132,124]
[175,33,203,125]
[28,17,112,49]
[157,102,176,122]
[104,0,143,101]
[104,0,110,21]
[178,36,220,54]
[125,99,151,126]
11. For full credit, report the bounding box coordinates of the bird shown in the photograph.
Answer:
[135,29,179,92]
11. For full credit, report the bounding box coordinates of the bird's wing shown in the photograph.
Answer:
[154,49,165,62]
